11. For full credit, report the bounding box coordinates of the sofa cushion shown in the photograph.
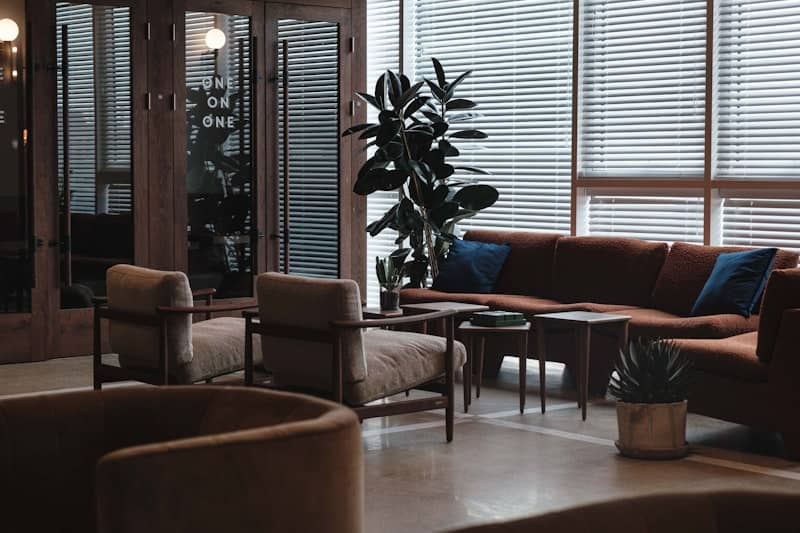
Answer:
[432,238,511,294]
[552,237,668,306]
[757,268,800,363]
[652,242,799,317]
[400,288,495,307]
[464,230,562,297]
[623,307,759,340]
[691,248,778,318]
[487,294,589,315]
[345,329,467,405]
[672,332,767,382]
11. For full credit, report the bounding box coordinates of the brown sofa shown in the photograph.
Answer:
[0,386,363,533]
[447,491,800,533]
[401,231,798,393]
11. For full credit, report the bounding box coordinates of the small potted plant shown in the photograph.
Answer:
[609,338,692,459]
[375,254,405,311]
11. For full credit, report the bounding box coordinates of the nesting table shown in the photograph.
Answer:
[534,311,631,420]
[457,320,531,414]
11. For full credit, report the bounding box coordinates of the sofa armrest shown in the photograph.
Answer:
[767,308,800,387]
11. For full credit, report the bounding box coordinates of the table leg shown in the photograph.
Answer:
[519,332,528,414]
[536,323,546,414]
[576,324,591,421]
[476,335,486,398]
[463,334,472,413]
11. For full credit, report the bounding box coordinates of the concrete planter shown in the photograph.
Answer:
[615,400,689,459]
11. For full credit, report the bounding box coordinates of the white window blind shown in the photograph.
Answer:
[278,20,341,278]
[721,194,800,251]
[716,1,800,178]
[581,0,707,177]
[366,0,401,305]
[412,0,573,234]
[586,191,704,242]
[56,3,132,215]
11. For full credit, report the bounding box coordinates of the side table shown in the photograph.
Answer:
[402,302,490,335]
[458,321,531,414]
[534,311,630,420]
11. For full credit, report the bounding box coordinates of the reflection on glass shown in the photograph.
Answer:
[56,2,133,309]
[278,19,340,278]
[185,12,253,298]
[0,2,30,313]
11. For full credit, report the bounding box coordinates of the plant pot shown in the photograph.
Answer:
[379,288,400,311]
[615,400,689,459]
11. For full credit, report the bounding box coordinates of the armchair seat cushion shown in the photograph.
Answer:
[174,317,262,384]
[344,330,466,405]
[622,307,759,340]
[672,332,767,382]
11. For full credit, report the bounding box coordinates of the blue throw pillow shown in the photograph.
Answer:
[432,239,511,294]
[691,248,778,318]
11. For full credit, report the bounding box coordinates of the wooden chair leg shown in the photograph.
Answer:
[445,316,455,442]
[536,323,547,413]
[476,336,486,398]
[93,308,102,391]
[463,334,472,413]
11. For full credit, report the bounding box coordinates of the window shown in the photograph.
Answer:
[412,0,573,234]
[584,190,704,243]
[721,194,800,250]
[581,0,707,178]
[716,1,800,178]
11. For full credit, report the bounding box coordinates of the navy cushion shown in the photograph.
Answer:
[691,248,778,318]
[432,239,511,294]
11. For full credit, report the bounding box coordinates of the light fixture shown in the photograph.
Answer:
[0,18,19,42]
[205,28,226,50]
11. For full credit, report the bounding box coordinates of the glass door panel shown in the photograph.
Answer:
[0,3,31,314]
[185,11,254,298]
[277,18,340,278]
[56,2,134,309]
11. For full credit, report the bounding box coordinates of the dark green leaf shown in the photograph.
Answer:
[404,96,430,118]
[432,57,446,87]
[425,78,446,100]
[356,91,382,110]
[342,122,376,137]
[376,120,402,145]
[446,99,477,110]
[366,203,399,236]
[439,139,459,157]
[397,81,425,109]
[450,129,488,139]
[454,166,490,175]
[445,70,472,99]
[422,111,442,123]
[429,201,460,229]
[453,184,499,211]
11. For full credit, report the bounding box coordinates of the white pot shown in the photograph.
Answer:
[615,400,688,459]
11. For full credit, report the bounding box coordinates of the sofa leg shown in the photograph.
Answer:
[782,432,800,460]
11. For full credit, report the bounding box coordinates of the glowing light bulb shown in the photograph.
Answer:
[205,28,226,50]
[0,19,19,42]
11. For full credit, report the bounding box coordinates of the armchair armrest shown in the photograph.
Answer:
[330,308,457,330]
[156,300,257,316]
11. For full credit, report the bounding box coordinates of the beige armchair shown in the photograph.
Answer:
[93,264,260,387]
[244,272,467,441]
[0,386,363,533]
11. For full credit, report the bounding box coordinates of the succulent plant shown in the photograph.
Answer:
[609,339,692,404]
[375,251,407,291]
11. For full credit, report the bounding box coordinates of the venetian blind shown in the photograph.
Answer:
[716,0,800,178]
[586,191,704,243]
[581,0,707,177]
[721,194,800,252]
[56,4,132,214]
[366,0,401,305]
[278,19,341,278]
[412,0,573,234]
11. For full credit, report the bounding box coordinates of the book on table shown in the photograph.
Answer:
[470,310,526,327]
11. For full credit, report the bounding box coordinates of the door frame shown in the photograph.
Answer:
[264,2,353,278]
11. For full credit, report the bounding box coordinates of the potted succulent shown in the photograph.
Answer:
[609,339,693,459]
[375,253,406,311]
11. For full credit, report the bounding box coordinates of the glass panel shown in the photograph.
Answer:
[0,0,31,313]
[278,19,340,278]
[56,2,133,309]
[185,12,253,298]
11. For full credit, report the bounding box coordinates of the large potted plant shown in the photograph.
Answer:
[343,59,498,287]
[609,339,692,459]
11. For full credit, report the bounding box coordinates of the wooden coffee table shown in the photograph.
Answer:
[534,311,631,420]
[458,320,531,414]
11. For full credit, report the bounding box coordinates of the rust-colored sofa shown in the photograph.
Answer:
[447,491,800,533]
[400,231,800,452]
[0,386,363,533]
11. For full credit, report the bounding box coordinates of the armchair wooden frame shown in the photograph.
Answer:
[93,289,258,389]
[244,309,458,441]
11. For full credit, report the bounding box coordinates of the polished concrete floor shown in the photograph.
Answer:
[2,357,800,532]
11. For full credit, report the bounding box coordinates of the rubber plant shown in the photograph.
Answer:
[343,59,498,287]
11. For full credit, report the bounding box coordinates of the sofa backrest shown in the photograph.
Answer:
[553,236,668,306]
[652,242,800,317]
[464,230,562,297]
[756,268,800,363]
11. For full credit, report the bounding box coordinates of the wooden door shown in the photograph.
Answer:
[265,2,353,279]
